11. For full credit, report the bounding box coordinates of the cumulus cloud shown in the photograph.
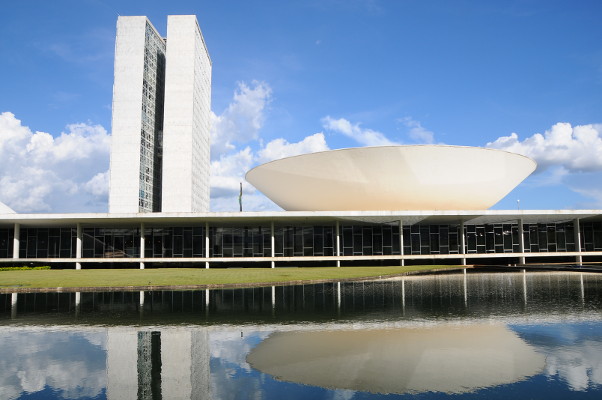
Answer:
[0,112,110,212]
[487,122,602,173]
[487,122,602,207]
[399,116,435,144]
[256,133,329,164]
[210,133,329,212]
[211,81,272,157]
[321,116,398,146]
[209,81,330,212]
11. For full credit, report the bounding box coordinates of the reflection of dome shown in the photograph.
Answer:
[0,201,15,214]
[246,145,536,211]
[247,324,545,395]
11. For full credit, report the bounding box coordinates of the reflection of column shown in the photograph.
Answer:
[205,289,210,318]
[205,222,210,269]
[460,222,466,266]
[140,291,145,306]
[11,293,17,319]
[272,286,276,315]
[271,221,275,268]
[75,292,81,317]
[399,220,404,266]
[580,273,585,304]
[401,278,405,314]
[140,223,145,270]
[336,221,340,267]
[76,223,82,270]
[107,329,138,399]
[12,223,19,259]
[463,272,468,306]
[337,282,341,313]
[522,269,528,305]
[574,218,582,264]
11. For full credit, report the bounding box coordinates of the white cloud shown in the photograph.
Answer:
[321,116,398,146]
[210,133,329,212]
[211,147,254,200]
[211,81,272,157]
[487,122,602,173]
[209,81,331,212]
[486,122,602,208]
[399,116,435,144]
[256,132,329,164]
[0,112,110,212]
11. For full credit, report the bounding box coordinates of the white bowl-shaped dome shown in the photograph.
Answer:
[245,145,536,211]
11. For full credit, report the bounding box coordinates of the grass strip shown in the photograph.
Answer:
[0,265,462,290]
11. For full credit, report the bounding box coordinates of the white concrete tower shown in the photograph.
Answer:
[109,16,166,213]
[161,15,212,212]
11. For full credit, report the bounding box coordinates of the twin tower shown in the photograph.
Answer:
[109,15,211,213]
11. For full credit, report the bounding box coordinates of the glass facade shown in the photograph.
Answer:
[275,226,335,257]
[82,228,140,258]
[139,22,166,212]
[341,224,399,256]
[1,220,601,261]
[210,226,270,257]
[18,228,76,258]
[0,228,13,258]
[145,227,205,258]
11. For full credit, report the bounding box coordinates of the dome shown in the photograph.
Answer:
[245,145,536,211]
[0,201,15,214]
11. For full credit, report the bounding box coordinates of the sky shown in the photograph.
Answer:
[1,0,601,213]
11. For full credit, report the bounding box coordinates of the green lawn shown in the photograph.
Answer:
[0,265,464,290]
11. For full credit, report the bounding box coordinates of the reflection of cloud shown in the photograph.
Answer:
[513,323,602,391]
[0,329,107,399]
[210,330,270,372]
[210,330,270,400]
[544,341,602,391]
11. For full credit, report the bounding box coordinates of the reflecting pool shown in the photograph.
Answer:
[1,271,602,399]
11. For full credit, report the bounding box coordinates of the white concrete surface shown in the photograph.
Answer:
[246,145,537,211]
[162,15,211,212]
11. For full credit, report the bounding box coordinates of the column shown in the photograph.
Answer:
[205,222,210,269]
[518,219,526,265]
[75,223,82,270]
[574,218,582,264]
[399,219,404,266]
[270,221,275,269]
[336,220,341,267]
[140,223,145,269]
[12,223,19,259]
[460,221,467,266]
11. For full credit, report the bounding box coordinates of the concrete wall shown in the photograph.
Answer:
[162,15,212,212]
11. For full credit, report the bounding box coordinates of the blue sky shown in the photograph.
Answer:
[1,0,601,212]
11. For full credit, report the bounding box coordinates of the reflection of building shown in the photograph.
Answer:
[109,15,211,213]
[107,328,210,399]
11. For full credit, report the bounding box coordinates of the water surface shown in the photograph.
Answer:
[1,271,602,399]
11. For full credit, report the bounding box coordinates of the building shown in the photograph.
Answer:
[108,15,211,214]
[246,146,536,211]
[0,15,601,269]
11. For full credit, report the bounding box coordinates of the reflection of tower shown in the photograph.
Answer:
[161,329,210,398]
[107,328,210,399]
[107,329,138,399]
[138,331,162,399]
